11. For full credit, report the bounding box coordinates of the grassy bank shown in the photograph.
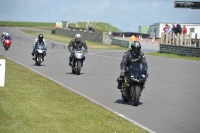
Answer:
[0,21,120,32]
[0,56,149,133]
[146,51,200,61]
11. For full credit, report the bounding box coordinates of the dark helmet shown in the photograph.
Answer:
[131,40,141,55]
[75,34,81,42]
[38,34,43,42]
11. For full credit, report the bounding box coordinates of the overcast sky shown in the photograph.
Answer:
[0,0,199,32]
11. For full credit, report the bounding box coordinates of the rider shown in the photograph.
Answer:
[117,40,148,89]
[1,32,7,43]
[32,34,47,60]
[68,33,88,66]
[2,33,12,44]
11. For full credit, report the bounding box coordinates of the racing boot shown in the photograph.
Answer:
[117,76,124,89]
[117,82,122,89]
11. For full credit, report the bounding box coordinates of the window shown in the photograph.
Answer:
[190,28,195,33]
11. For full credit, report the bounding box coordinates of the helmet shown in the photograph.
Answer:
[131,41,141,55]
[38,34,43,42]
[3,32,6,35]
[75,34,81,42]
[5,33,9,37]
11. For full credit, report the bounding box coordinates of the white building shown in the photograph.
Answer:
[149,22,200,39]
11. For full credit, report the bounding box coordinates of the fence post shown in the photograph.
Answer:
[165,34,168,44]
[169,33,172,44]
[180,34,183,46]
[176,33,179,45]
[195,33,197,47]
[161,33,164,44]
[172,33,175,45]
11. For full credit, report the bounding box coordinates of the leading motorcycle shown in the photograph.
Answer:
[71,48,86,75]
[34,43,46,66]
[119,62,148,106]
[3,39,11,50]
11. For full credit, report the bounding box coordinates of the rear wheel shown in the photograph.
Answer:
[72,67,76,74]
[121,92,129,102]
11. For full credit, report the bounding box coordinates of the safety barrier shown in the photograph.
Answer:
[160,44,200,57]
[111,38,129,48]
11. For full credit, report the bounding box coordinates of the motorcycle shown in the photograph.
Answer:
[3,39,11,50]
[71,48,86,75]
[119,62,148,106]
[34,43,45,66]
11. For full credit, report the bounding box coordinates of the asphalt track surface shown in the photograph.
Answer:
[1,27,200,133]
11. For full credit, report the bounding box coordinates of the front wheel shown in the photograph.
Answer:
[35,56,42,66]
[76,60,82,75]
[131,85,141,106]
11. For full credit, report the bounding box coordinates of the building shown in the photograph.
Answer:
[139,26,149,34]
[55,21,68,29]
[148,22,200,39]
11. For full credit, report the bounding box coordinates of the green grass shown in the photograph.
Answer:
[0,21,120,32]
[22,30,128,50]
[0,56,149,133]
[146,51,200,61]
[0,21,55,30]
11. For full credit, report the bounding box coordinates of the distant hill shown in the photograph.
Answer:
[0,21,121,32]
[68,22,121,32]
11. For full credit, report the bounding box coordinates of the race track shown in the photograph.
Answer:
[1,27,200,133]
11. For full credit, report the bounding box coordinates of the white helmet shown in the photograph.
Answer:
[5,33,9,36]
[75,34,81,42]
[3,32,6,35]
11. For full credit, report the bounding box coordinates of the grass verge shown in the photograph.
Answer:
[0,56,149,133]
[146,51,200,61]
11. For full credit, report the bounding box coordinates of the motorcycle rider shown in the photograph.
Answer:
[32,34,47,60]
[68,33,88,66]
[1,32,7,43]
[117,40,148,89]
[2,33,12,44]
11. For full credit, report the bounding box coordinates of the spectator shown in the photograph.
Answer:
[108,31,112,38]
[98,27,101,34]
[182,25,187,35]
[163,24,169,34]
[166,25,172,34]
[129,34,136,42]
[176,22,182,34]
[171,23,177,35]
[88,24,92,32]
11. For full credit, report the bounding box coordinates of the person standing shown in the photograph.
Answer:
[182,25,187,35]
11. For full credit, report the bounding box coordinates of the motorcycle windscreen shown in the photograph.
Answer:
[37,44,45,50]
[4,37,11,40]
[75,47,82,51]
[129,62,144,77]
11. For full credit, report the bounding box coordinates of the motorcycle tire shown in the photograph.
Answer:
[121,92,129,102]
[76,60,82,75]
[131,85,141,106]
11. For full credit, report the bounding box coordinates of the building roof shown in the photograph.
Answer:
[149,22,200,27]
